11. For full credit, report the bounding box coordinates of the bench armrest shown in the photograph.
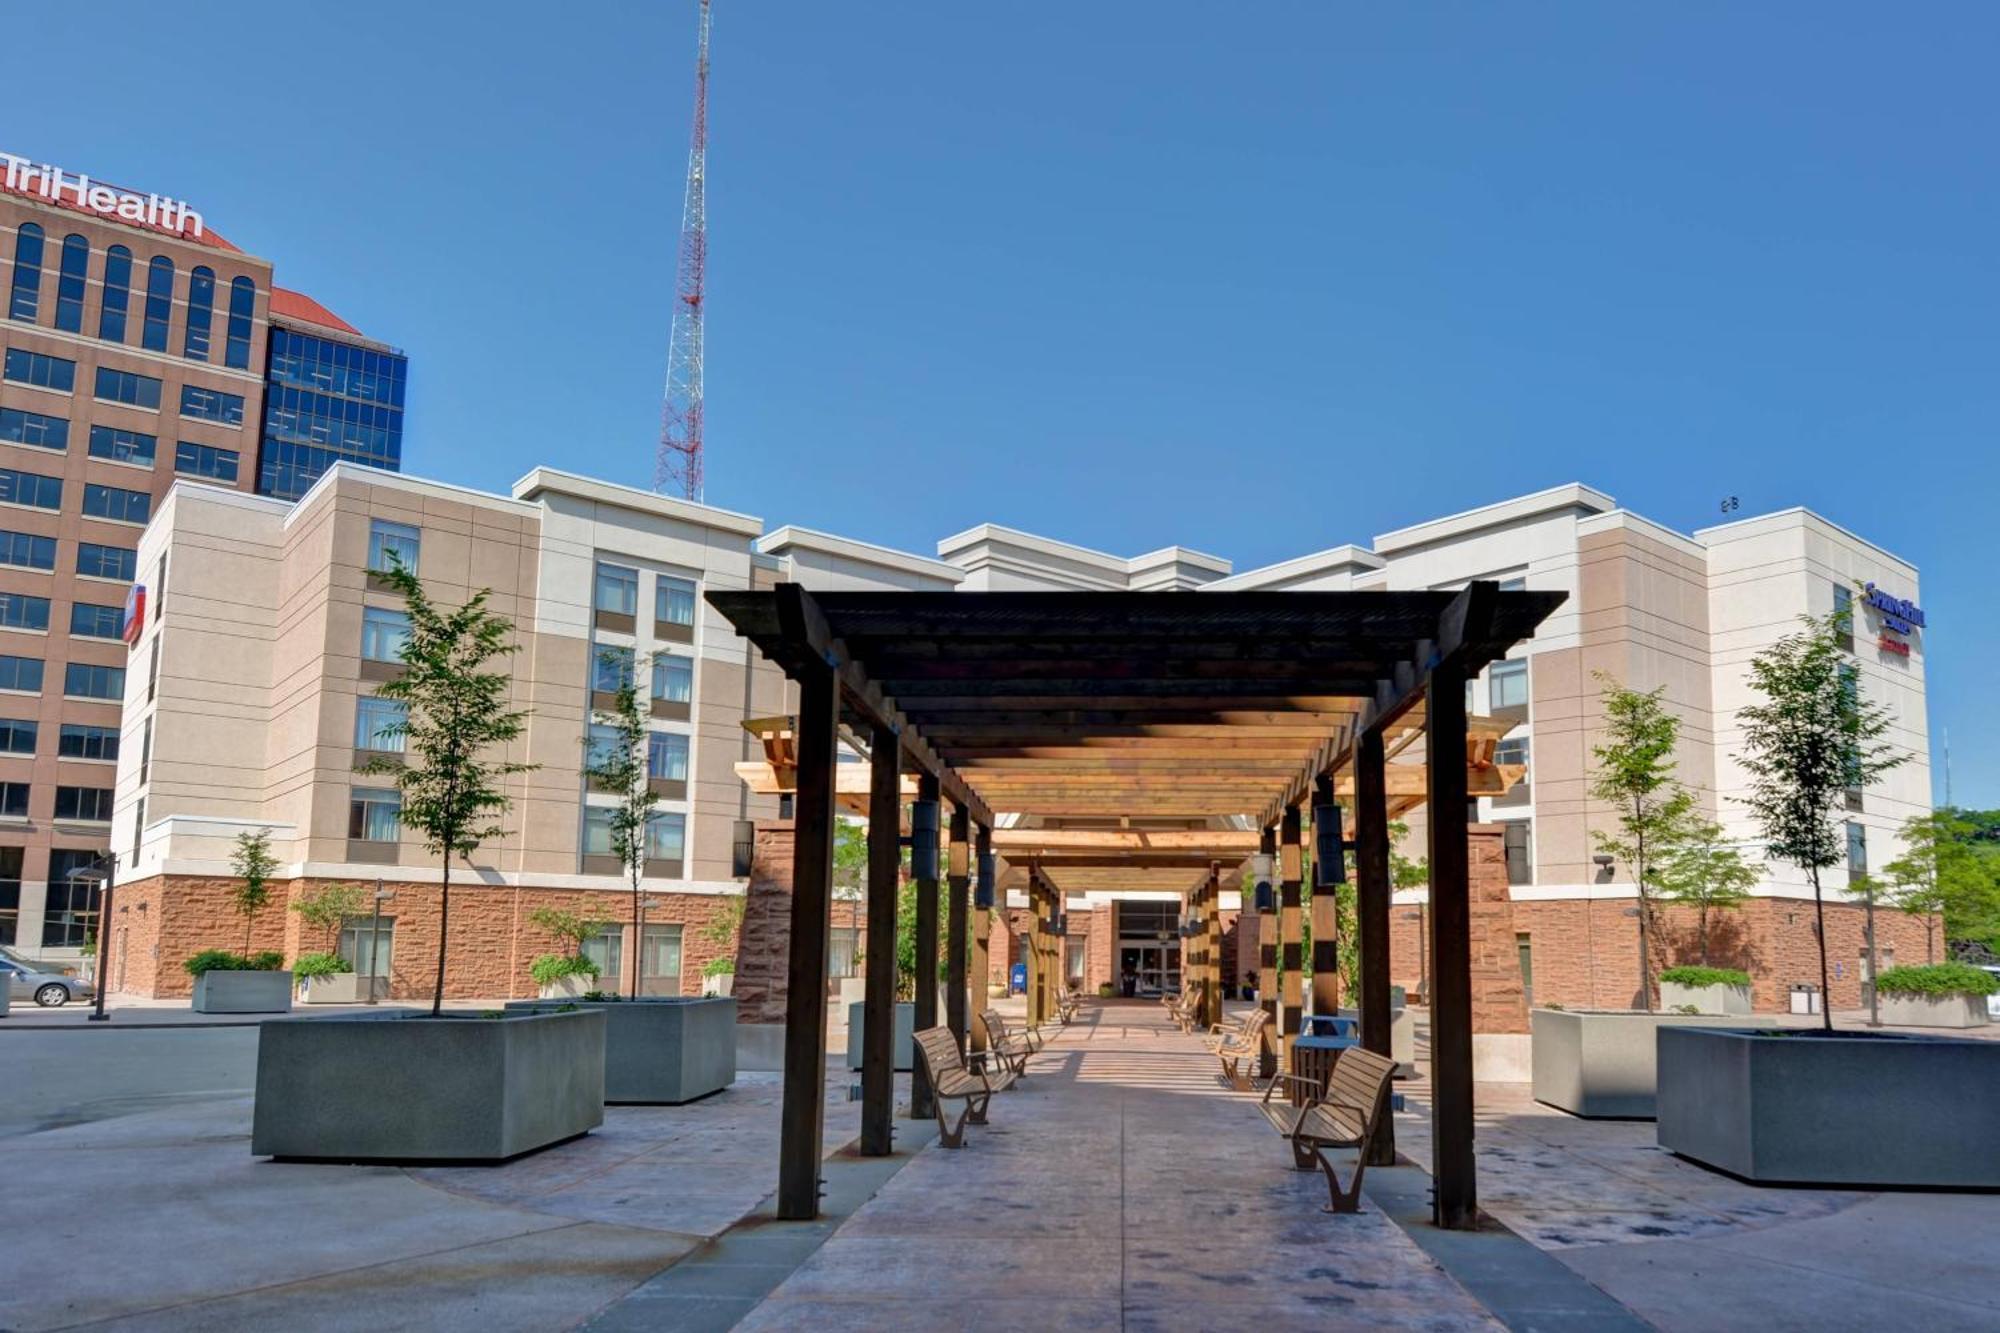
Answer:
[1262,1072,1319,1106]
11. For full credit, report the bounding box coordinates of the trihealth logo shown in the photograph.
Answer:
[1,152,204,238]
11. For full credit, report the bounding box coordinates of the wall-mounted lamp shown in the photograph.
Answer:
[909,798,940,882]
[1313,802,1347,887]
[974,848,996,910]
[1592,853,1615,884]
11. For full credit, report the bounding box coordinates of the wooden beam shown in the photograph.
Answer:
[777,661,837,1220]
[1427,660,1477,1229]
[1310,774,1341,1021]
[1354,725,1397,1167]
[970,824,992,1055]
[910,771,941,1123]
[1258,822,1278,1079]
[946,802,970,1053]
[991,829,1261,853]
[887,677,1383,700]
[859,722,901,1158]
[1279,803,1304,1071]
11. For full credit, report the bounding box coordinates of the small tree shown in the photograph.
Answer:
[1656,814,1757,966]
[1884,810,1993,963]
[584,648,658,999]
[291,881,367,956]
[363,558,535,1017]
[1588,676,1696,1010]
[527,906,613,993]
[229,829,280,954]
[1737,610,1905,1030]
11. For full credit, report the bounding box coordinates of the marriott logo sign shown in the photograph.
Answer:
[1,151,204,238]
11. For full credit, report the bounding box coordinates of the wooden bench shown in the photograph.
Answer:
[1056,986,1082,1024]
[1208,1008,1271,1092]
[979,1008,1042,1080]
[1256,1047,1397,1213]
[1162,991,1199,1034]
[912,1027,1015,1148]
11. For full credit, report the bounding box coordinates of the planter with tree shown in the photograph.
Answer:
[1657,965,1754,1015]
[289,882,373,1003]
[251,558,606,1162]
[701,956,736,997]
[1872,963,1996,1028]
[191,831,293,1013]
[528,907,609,999]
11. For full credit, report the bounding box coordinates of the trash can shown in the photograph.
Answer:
[1789,983,1821,1015]
[1289,1016,1359,1105]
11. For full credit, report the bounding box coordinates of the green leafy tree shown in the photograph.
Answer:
[1657,814,1757,965]
[1588,676,1696,1009]
[229,829,280,953]
[1737,610,1906,1030]
[290,881,367,955]
[584,649,658,998]
[833,819,868,901]
[1884,810,1998,961]
[362,558,535,1017]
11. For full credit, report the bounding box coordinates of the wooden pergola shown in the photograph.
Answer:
[709,582,1562,1230]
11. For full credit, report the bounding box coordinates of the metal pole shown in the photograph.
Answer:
[1865,884,1880,1028]
[87,854,115,1022]
[368,880,386,1004]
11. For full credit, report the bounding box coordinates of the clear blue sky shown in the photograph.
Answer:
[11,3,1997,805]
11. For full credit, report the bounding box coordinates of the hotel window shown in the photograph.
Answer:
[42,851,101,948]
[1497,575,1527,592]
[582,928,623,986]
[5,348,75,393]
[652,654,692,705]
[139,716,151,782]
[132,796,143,860]
[595,562,639,616]
[1495,735,1529,769]
[1489,658,1529,714]
[64,662,124,700]
[349,787,402,841]
[8,222,42,322]
[224,277,255,369]
[82,483,150,525]
[70,603,124,639]
[95,366,162,411]
[58,723,117,762]
[0,468,62,511]
[0,783,27,817]
[656,575,697,629]
[362,607,412,662]
[0,847,19,944]
[1846,821,1867,873]
[584,723,622,771]
[829,926,860,978]
[355,695,406,752]
[174,441,239,483]
[0,592,50,631]
[0,407,68,451]
[98,245,131,343]
[54,786,113,822]
[640,923,683,996]
[141,256,173,351]
[593,644,636,693]
[581,804,617,857]
[1502,821,1532,886]
[183,266,215,360]
[1833,582,1855,652]
[0,407,68,450]
[77,543,135,581]
[0,655,43,692]
[0,531,54,572]
[88,425,156,466]
[0,718,34,754]
[339,916,395,977]
[646,811,687,864]
[179,384,244,426]
[367,520,420,573]
[53,235,88,333]
[648,731,689,783]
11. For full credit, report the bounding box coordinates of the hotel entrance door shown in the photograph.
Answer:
[1118,943,1181,997]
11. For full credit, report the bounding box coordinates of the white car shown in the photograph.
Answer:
[1981,966,2000,1021]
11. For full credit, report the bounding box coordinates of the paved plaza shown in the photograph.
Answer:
[2,1000,1997,1330]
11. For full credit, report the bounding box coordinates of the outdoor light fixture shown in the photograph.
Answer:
[1592,853,1616,884]
[730,819,756,878]
[974,848,997,910]
[909,798,940,882]
[1313,802,1347,886]
[1247,853,1276,913]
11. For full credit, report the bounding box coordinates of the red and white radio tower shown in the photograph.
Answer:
[656,0,710,500]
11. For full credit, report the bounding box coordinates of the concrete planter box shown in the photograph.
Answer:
[1337,1005,1416,1075]
[1658,1026,2000,1186]
[702,973,735,998]
[1659,981,1754,1015]
[252,1008,606,1162]
[538,973,598,1000]
[296,972,386,1004]
[1878,992,1991,1029]
[834,976,867,1007]
[1531,1008,1774,1118]
[846,1000,915,1071]
[194,970,294,1015]
[504,997,735,1103]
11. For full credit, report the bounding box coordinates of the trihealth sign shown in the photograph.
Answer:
[1862,582,1924,636]
[1,152,204,238]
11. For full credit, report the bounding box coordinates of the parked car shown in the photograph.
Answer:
[1980,966,2000,1021]
[0,954,96,1006]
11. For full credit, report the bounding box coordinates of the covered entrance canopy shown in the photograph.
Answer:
[710,582,1562,1230]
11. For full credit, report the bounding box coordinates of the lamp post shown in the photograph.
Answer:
[77,853,115,1022]
[367,884,393,1004]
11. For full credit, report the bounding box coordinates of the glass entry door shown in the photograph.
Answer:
[640,923,683,996]
[1118,943,1181,997]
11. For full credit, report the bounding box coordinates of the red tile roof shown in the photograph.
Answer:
[1,162,241,252]
[269,286,361,336]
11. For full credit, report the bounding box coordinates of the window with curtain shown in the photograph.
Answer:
[595,563,638,615]
[593,644,635,693]
[367,520,420,573]
[1488,659,1529,712]
[652,654,692,704]
[224,277,255,369]
[349,788,401,841]
[582,804,617,856]
[646,811,686,864]
[54,234,88,332]
[361,607,411,661]
[647,731,689,782]
[183,266,214,360]
[98,245,132,342]
[354,695,406,751]
[9,222,43,322]
[656,575,696,627]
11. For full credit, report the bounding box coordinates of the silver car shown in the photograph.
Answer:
[0,949,97,1007]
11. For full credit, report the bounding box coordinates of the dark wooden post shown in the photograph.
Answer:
[777,658,838,1219]
[946,803,971,1053]
[860,723,902,1157]
[1279,802,1304,1072]
[910,772,941,1122]
[1426,661,1476,1228]
[1310,773,1341,1020]
[1257,822,1279,1078]
[1204,862,1223,1030]
[970,824,992,1054]
[1354,725,1396,1166]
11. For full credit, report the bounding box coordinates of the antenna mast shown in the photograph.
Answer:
[656,0,710,499]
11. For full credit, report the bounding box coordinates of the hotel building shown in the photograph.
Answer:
[106,471,1932,1015]
[0,156,404,960]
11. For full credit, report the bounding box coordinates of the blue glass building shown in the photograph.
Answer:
[256,310,407,500]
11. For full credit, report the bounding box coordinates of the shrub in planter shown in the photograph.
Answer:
[292,951,380,1004]
[1098,983,1114,998]
[293,952,351,980]
[701,956,735,997]
[186,949,292,1014]
[185,949,286,976]
[531,952,601,999]
[1873,963,1996,1028]
[1658,964,1755,1015]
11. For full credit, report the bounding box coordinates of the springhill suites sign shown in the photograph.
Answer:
[1862,582,1924,636]
[1,151,204,238]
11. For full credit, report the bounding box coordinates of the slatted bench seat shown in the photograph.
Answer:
[1256,1046,1397,1212]
[1057,986,1082,1023]
[1163,991,1199,1034]
[979,1008,1042,1080]
[912,1027,1015,1148]
[1208,1008,1271,1091]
